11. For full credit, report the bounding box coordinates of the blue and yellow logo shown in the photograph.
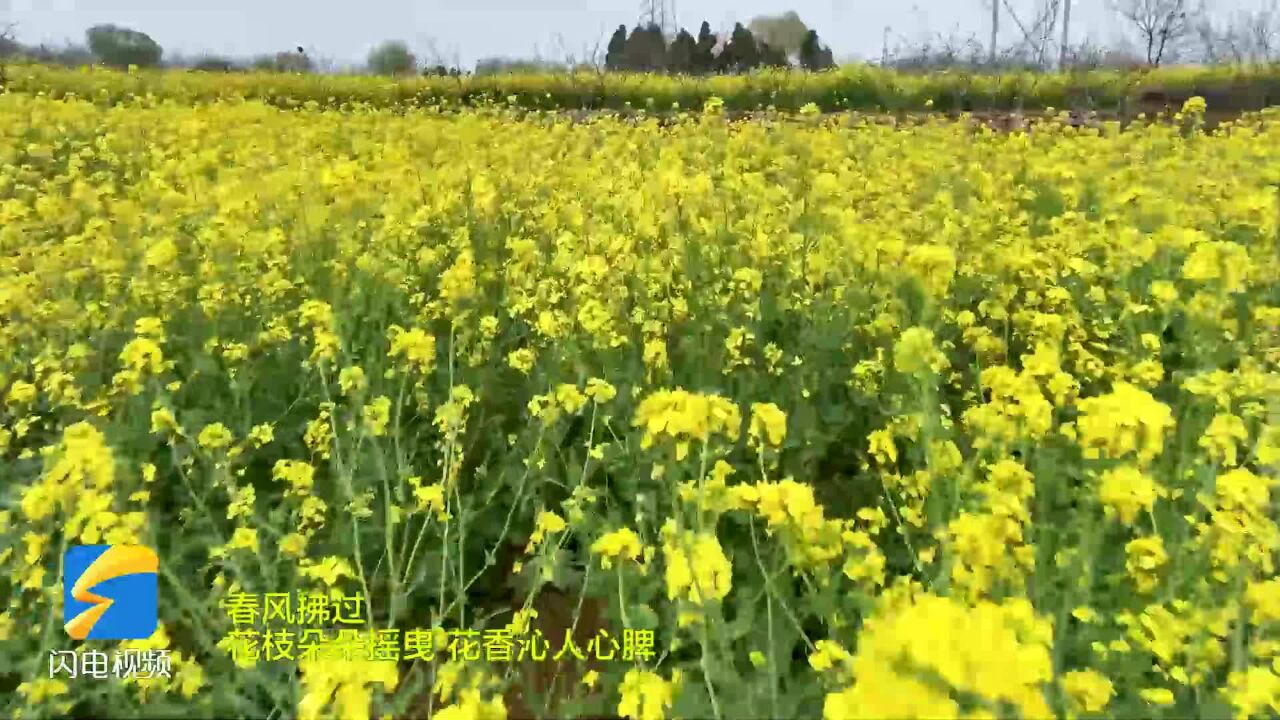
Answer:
[63,545,158,640]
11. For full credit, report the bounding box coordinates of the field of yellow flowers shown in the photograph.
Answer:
[9,61,1280,114]
[1,86,1279,720]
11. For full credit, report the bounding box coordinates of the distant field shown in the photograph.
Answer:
[1,83,1279,720]
[5,61,1280,113]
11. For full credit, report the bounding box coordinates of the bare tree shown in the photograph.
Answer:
[1027,0,1068,68]
[990,0,1000,64]
[996,0,1062,69]
[580,28,608,73]
[1060,0,1073,68]
[417,36,465,76]
[546,31,605,73]
[1036,0,1062,68]
[1059,37,1122,69]
[1111,0,1195,65]
[887,27,989,71]
[550,32,575,70]
[1195,1,1280,63]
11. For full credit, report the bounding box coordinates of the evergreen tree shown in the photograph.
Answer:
[693,21,717,74]
[667,29,697,74]
[85,24,162,68]
[719,23,760,73]
[758,41,790,68]
[605,25,629,71]
[799,30,836,70]
[367,40,417,75]
[623,23,667,72]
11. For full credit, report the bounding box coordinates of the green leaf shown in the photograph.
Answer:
[628,603,660,630]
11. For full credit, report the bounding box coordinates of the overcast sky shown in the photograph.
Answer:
[0,0,1268,69]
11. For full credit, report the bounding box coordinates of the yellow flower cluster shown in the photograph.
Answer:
[1076,382,1177,465]
[942,459,1038,602]
[299,658,399,720]
[659,522,732,605]
[823,594,1055,718]
[633,389,742,459]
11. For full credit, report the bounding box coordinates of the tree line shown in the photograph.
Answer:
[0,24,320,74]
[886,0,1280,72]
[603,21,835,73]
[0,17,835,78]
[4,2,1279,81]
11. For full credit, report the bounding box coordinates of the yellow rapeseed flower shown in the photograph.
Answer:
[749,402,788,448]
[197,422,234,451]
[591,528,644,568]
[618,669,675,720]
[1076,383,1175,465]
[1061,669,1115,713]
[1098,464,1161,524]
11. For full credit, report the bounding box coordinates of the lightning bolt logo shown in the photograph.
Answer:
[63,545,158,640]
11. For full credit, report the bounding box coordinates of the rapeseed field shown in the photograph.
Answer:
[10,61,1280,114]
[1,88,1279,719]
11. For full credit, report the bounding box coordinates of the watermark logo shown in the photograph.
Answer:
[48,649,172,680]
[63,545,158,640]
